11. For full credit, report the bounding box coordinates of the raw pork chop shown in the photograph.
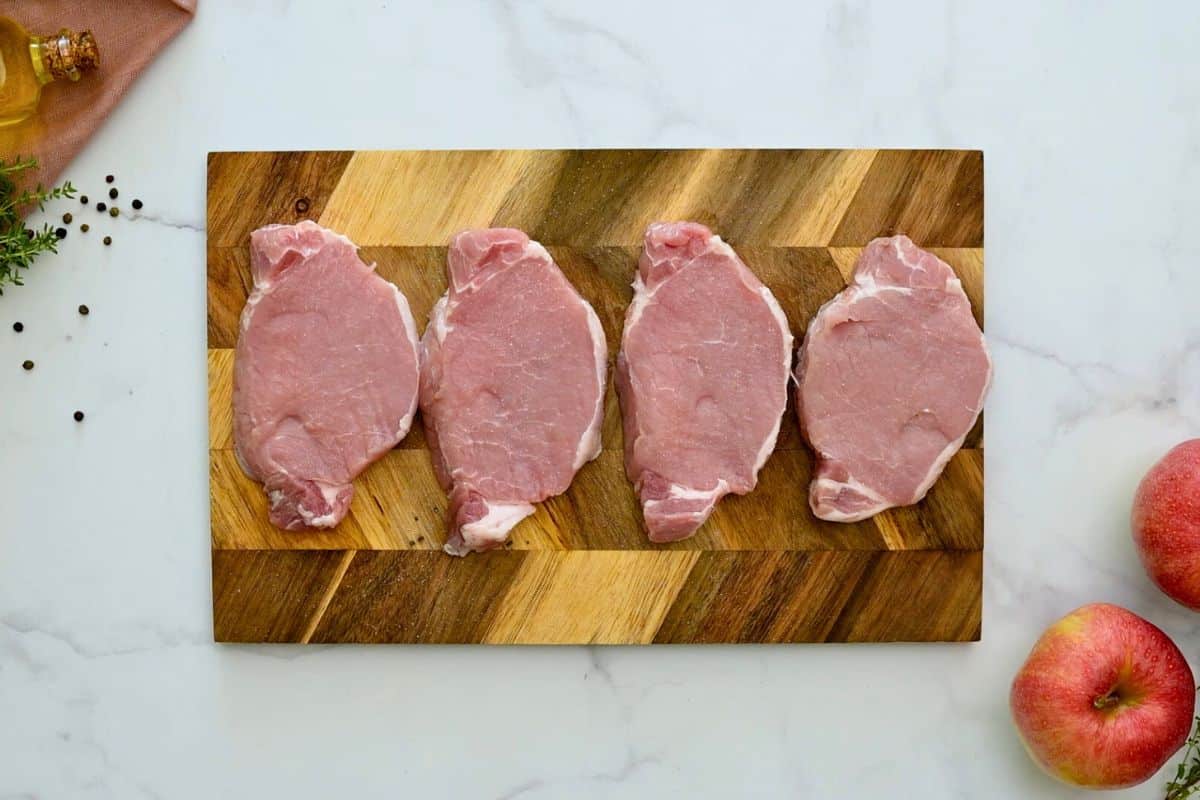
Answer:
[421,228,606,556]
[795,235,991,522]
[234,221,420,530]
[617,222,792,542]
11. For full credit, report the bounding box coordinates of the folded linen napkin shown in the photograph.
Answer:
[0,0,196,184]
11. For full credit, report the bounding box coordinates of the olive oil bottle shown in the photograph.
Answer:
[0,18,98,128]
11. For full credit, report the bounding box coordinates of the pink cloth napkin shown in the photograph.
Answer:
[0,0,196,185]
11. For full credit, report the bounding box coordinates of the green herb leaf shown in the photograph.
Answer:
[0,156,76,293]
[1166,693,1200,800]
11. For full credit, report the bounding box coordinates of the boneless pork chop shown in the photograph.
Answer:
[796,235,991,522]
[617,222,792,542]
[421,228,607,556]
[234,221,420,530]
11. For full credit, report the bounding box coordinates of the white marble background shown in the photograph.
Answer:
[2,1,1199,797]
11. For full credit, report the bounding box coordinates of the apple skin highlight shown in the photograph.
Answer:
[1010,603,1195,789]
[1133,439,1200,610]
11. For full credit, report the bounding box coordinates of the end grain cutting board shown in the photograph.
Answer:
[207,149,984,644]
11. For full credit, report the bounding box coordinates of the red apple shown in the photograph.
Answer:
[1133,439,1200,610]
[1010,603,1195,789]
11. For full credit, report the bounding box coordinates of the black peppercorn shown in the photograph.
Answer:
[109,188,118,200]
[96,202,107,212]
[105,174,114,183]
[294,197,310,214]
[78,304,89,316]
[62,213,73,224]
[109,207,119,218]
[80,224,89,233]
[103,236,112,246]
[12,322,23,332]
[73,410,84,422]
[55,227,67,239]
[22,359,33,370]
[132,199,143,210]
[80,195,88,205]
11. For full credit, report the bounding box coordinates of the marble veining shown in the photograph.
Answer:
[2,1,1200,797]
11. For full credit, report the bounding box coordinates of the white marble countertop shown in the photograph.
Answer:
[3,2,1200,797]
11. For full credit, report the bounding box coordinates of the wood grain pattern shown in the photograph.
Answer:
[209,149,985,644]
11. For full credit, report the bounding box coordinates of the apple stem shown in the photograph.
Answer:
[1093,691,1122,710]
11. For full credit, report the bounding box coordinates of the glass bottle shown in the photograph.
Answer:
[0,18,99,128]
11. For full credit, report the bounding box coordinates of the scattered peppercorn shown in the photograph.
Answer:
[12,322,23,332]
[103,236,112,246]
[55,227,67,239]
[294,197,310,214]
[105,174,114,183]
[80,223,89,233]
[73,410,84,422]
[96,202,107,212]
[132,199,143,210]
[80,195,88,205]
[108,188,118,200]
[109,207,119,218]
[22,359,33,370]
[78,304,89,316]
[62,212,73,224]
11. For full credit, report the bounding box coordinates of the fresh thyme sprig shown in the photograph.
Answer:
[0,156,76,294]
[1167,698,1200,800]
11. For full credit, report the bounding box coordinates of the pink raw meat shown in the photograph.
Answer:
[617,222,793,542]
[421,228,607,556]
[796,235,992,522]
[233,221,420,530]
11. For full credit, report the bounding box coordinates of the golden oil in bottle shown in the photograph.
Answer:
[0,17,98,128]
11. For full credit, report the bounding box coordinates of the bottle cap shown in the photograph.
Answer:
[43,29,100,81]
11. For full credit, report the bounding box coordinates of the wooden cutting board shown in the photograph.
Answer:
[208,149,984,644]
